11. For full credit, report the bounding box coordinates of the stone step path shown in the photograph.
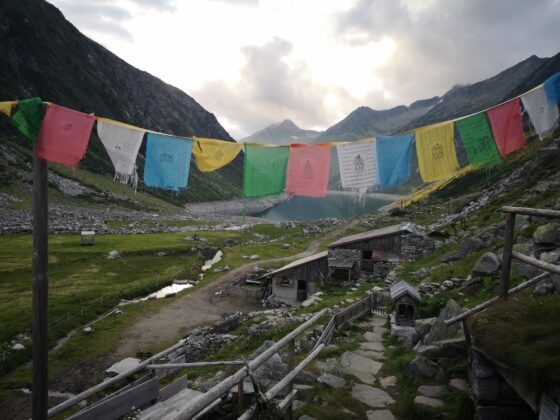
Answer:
[343,314,396,420]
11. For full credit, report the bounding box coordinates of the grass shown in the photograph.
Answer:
[468,291,560,392]
[0,223,319,376]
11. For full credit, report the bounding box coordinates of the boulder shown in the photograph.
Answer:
[11,343,24,351]
[472,252,501,276]
[390,324,419,350]
[533,278,556,295]
[351,384,395,408]
[449,378,469,392]
[423,299,463,345]
[317,373,347,389]
[415,318,436,339]
[249,254,260,260]
[406,355,444,381]
[533,223,560,245]
[107,250,121,259]
[460,237,484,254]
[540,251,560,263]
[224,239,237,248]
[417,337,467,360]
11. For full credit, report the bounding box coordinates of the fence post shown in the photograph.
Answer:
[286,339,295,420]
[501,212,516,298]
[238,380,244,411]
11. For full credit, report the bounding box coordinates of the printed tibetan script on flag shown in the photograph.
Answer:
[144,133,193,192]
[193,137,242,172]
[336,141,377,190]
[456,113,502,167]
[243,145,289,198]
[415,122,460,182]
[286,144,330,197]
[35,103,95,168]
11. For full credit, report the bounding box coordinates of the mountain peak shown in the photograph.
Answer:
[243,119,320,145]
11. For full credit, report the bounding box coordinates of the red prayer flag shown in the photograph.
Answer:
[487,98,525,157]
[286,144,331,197]
[35,103,95,169]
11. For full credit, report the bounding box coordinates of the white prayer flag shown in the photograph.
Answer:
[336,140,377,190]
[97,120,145,189]
[521,86,559,140]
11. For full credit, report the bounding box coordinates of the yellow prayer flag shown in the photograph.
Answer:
[415,122,460,182]
[193,137,242,172]
[0,101,16,117]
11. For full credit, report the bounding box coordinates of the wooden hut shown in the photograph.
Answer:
[264,251,328,304]
[390,280,421,326]
[327,224,432,281]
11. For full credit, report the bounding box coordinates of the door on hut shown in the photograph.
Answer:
[297,280,307,302]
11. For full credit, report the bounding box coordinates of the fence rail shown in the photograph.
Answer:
[446,206,560,325]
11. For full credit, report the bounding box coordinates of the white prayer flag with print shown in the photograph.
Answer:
[521,86,559,140]
[97,120,145,188]
[336,140,377,190]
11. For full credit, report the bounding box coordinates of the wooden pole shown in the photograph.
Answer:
[500,212,515,298]
[285,339,295,420]
[512,251,560,275]
[501,206,560,219]
[32,152,49,420]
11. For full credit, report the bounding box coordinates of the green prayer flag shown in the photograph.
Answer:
[243,145,289,198]
[12,97,44,141]
[456,113,502,168]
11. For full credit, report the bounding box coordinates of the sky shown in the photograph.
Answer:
[50,0,560,139]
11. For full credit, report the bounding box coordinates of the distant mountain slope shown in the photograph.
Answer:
[0,0,242,203]
[315,98,439,142]
[242,119,320,145]
[401,53,560,131]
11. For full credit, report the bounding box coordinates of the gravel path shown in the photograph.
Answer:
[114,221,357,357]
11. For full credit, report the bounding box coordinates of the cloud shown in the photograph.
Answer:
[206,0,259,6]
[335,0,560,104]
[128,0,177,11]
[193,38,348,138]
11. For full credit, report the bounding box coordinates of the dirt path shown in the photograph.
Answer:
[114,221,357,357]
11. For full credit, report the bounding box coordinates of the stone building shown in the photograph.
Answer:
[327,224,433,283]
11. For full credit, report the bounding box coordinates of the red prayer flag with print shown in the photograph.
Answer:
[487,98,525,157]
[35,103,95,169]
[285,144,331,197]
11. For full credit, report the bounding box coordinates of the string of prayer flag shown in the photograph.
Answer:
[11,97,45,141]
[375,134,414,187]
[487,98,525,157]
[144,133,193,192]
[35,103,95,169]
[243,144,289,198]
[521,86,559,140]
[336,140,377,191]
[415,122,460,182]
[192,137,242,172]
[286,144,331,197]
[455,113,502,167]
[97,119,145,189]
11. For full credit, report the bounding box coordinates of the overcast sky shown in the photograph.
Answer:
[50,0,560,139]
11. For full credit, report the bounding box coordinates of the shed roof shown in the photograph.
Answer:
[263,251,328,278]
[329,225,409,248]
[390,280,421,303]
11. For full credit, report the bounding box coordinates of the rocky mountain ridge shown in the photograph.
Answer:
[242,119,320,145]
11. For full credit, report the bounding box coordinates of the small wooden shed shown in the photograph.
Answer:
[80,230,95,246]
[390,280,421,327]
[264,251,328,304]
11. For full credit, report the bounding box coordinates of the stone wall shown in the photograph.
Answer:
[401,232,435,260]
[373,261,392,279]
[328,248,361,283]
[469,349,536,420]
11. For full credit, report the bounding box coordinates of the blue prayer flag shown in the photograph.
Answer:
[376,134,414,187]
[544,72,560,105]
[144,133,193,192]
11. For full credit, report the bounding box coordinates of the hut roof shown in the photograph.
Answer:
[390,280,421,303]
[264,251,328,278]
[329,225,410,248]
